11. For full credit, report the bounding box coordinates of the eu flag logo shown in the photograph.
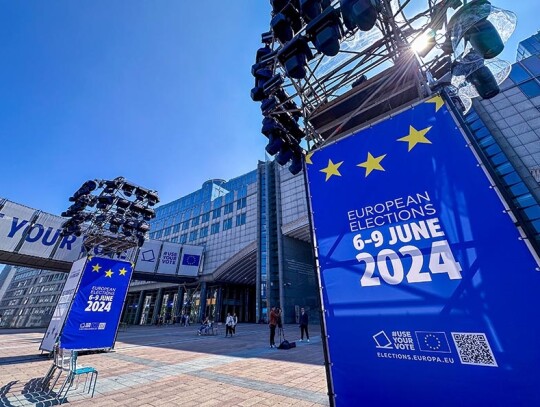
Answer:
[415,331,451,353]
[182,254,200,266]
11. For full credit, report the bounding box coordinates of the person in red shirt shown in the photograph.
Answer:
[269,307,278,348]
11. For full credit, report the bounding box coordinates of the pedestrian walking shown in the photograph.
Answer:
[232,313,238,336]
[225,313,234,337]
[269,307,278,348]
[299,307,309,342]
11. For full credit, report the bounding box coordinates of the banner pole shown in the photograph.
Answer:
[301,158,336,407]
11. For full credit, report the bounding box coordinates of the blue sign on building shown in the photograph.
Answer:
[306,96,540,406]
[61,256,133,350]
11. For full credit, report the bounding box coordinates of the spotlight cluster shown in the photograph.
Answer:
[61,177,159,253]
[251,0,517,159]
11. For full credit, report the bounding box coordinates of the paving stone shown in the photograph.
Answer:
[0,324,329,406]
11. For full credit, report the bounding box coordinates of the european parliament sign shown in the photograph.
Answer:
[306,96,540,406]
[41,256,133,351]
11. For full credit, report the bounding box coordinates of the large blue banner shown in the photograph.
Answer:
[61,256,133,350]
[306,96,540,407]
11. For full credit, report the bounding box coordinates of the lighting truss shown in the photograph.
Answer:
[256,0,515,150]
[60,177,159,255]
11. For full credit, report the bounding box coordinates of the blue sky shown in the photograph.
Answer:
[0,0,537,215]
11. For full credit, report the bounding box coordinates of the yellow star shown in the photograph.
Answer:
[105,269,114,278]
[92,264,102,272]
[305,152,314,165]
[426,95,444,112]
[357,153,387,177]
[320,159,344,182]
[398,125,432,152]
[119,268,128,276]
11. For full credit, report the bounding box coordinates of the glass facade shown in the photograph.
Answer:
[0,267,68,328]
[517,31,540,62]
[127,161,318,325]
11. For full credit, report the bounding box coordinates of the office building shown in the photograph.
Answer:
[123,160,318,326]
[0,267,68,328]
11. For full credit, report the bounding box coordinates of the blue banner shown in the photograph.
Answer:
[306,96,540,406]
[61,256,133,350]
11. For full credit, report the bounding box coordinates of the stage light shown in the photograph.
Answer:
[466,64,499,99]
[340,0,380,32]
[465,19,502,59]
[263,73,285,95]
[135,187,149,200]
[251,68,273,102]
[451,51,510,100]
[143,207,156,221]
[116,198,130,209]
[271,13,293,43]
[448,0,516,60]
[306,6,343,56]
[277,36,313,79]
[130,202,145,215]
[110,216,124,226]
[271,0,289,13]
[70,180,98,201]
[147,191,159,206]
[96,195,114,209]
[261,31,274,44]
[289,153,303,175]
[300,0,322,22]
[276,145,294,165]
[137,221,150,233]
[121,182,136,197]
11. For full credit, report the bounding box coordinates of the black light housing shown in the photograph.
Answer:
[277,36,313,79]
[340,0,379,32]
[271,13,294,43]
[305,6,343,56]
[289,153,303,175]
[465,18,503,59]
[300,0,322,22]
[276,145,294,165]
[466,64,499,99]
[147,191,159,206]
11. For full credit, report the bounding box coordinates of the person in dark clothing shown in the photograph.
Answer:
[299,308,309,342]
[269,307,278,348]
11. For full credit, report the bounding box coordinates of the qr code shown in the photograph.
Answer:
[451,332,497,367]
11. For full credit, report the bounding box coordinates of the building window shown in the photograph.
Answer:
[211,223,220,234]
[224,203,234,214]
[200,226,208,238]
[155,230,163,239]
[171,237,178,243]
[189,230,198,242]
[164,226,172,236]
[236,197,247,210]
[202,212,210,223]
[509,64,531,84]
[179,234,188,244]
[191,216,200,227]
[182,220,190,230]
[519,79,540,98]
[173,224,181,234]
[223,218,233,231]
[212,208,221,219]
[236,213,246,226]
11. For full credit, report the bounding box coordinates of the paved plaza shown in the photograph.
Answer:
[0,324,329,406]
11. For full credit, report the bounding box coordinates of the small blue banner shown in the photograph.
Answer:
[61,256,133,350]
[306,96,540,406]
